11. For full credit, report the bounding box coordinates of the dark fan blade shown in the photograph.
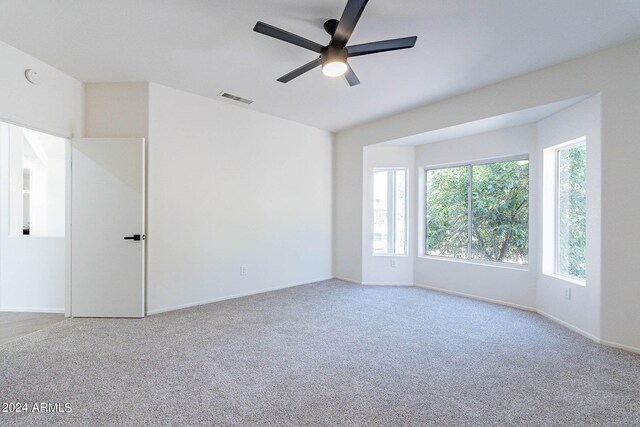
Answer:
[277,57,323,83]
[347,36,417,57]
[253,21,324,53]
[344,64,360,87]
[333,0,369,46]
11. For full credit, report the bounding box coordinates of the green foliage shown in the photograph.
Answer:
[425,167,468,258]
[557,145,586,279]
[425,160,529,264]
[471,161,529,263]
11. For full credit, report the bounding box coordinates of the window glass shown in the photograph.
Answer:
[373,170,389,254]
[425,159,529,265]
[425,166,469,258]
[373,169,407,255]
[557,144,586,279]
[471,160,529,264]
[394,169,407,255]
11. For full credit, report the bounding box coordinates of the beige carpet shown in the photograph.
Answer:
[1,279,639,426]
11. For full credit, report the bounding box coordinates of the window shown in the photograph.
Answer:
[5,123,66,237]
[556,141,586,280]
[373,168,407,255]
[424,166,468,258]
[425,158,529,265]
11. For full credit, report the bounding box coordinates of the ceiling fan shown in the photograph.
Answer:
[253,0,417,86]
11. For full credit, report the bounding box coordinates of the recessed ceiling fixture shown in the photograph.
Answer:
[253,0,417,87]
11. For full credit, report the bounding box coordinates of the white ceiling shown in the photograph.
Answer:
[1,1,639,132]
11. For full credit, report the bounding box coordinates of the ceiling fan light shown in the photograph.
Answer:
[322,60,348,78]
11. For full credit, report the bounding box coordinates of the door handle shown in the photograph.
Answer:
[124,234,144,241]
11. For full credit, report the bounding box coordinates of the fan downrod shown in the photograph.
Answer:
[323,19,340,37]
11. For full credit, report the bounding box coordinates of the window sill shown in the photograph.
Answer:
[372,253,409,257]
[543,273,586,286]
[417,254,529,271]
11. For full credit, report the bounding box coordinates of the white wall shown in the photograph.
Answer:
[83,82,334,315]
[413,124,538,309]
[146,83,333,313]
[333,135,363,283]
[335,38,640,351]
[537,95,602,339]
[0,41,83,313]
[362,146,415,285]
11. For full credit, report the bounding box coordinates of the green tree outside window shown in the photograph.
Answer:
[425,159,529,264]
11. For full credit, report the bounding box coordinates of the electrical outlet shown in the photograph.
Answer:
[240,265,247,276]
[390,259,397,268]
[563,286,571,300]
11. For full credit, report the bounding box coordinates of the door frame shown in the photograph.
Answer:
[65,137,71,317]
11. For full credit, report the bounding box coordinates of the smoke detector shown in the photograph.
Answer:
[25,69,40,85]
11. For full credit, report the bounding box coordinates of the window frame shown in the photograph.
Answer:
[372,167,408,257]
[553,138,587,283]
[421,154,530,268]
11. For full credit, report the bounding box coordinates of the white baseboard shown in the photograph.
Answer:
[333,276,362,284]
[535,309,601,343]
[361,281,414,286]
[147,277,333,315]
[0,307,64,314]
[537,310,640,354]
[600,339,640,355]
[414,283,536,312]
[414,283,640,355]
[333,277,414,286]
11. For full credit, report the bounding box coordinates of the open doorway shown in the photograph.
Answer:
[0,121,66,344]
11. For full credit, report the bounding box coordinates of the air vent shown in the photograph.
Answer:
[217,92,254,105]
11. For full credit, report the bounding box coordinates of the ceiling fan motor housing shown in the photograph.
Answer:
[322,44,347,65]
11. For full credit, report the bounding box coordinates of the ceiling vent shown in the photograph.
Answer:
[217,91,254,105]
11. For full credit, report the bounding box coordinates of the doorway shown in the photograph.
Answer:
[0,123,146,327]
[0,121,67,339]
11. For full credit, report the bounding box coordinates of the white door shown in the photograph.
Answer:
[71,138,145,317]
